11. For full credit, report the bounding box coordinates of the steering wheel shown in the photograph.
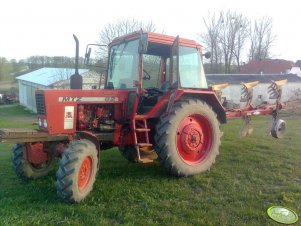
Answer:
[143,69,151,80]
[145,87,164,95]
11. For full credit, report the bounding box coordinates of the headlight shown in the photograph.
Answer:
[38,118,42,126]
[43,119,48,128]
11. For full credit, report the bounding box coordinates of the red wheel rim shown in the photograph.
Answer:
[176,114,212,165]
[78,156,92,191]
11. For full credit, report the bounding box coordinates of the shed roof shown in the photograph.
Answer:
[207,74,301,85]
[16,68,89,86]
[240,59,294,74]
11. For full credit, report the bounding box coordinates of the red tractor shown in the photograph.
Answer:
[0,31,286,203]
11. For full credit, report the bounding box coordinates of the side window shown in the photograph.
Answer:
[142,55,161,89]
[179,47,207,88]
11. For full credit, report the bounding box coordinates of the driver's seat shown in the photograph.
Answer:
[160,81,170,92]
[137,82,170,114]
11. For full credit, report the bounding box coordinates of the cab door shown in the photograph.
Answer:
[170,36,179,88]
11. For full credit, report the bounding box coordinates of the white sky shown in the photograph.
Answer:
[0,0,300,62]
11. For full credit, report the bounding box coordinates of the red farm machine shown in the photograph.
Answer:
[0,31,287,203]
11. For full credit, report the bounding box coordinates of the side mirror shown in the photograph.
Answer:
[203,52,211,59]
[85,47,92,64]
[84,44,107,67]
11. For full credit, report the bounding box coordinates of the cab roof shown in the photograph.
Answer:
[110,31,202,50]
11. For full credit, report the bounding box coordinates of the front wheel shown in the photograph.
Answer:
[12,143,54,180]
[155,99,221,176]
[56,139,99,203]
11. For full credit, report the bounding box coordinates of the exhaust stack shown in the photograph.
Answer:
[70,34,82,89]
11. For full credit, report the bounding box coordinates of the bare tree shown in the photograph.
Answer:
[232,16,249,72]
[201,12,223,73]
[99,18,156,45]
[98,18,156,58]
[201,11,249,74]
[218,11,250,74]
[248,17,276,61]
[52,68,74,89]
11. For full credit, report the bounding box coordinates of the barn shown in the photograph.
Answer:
[16,68,101,112]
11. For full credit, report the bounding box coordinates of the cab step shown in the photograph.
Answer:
[136,128,150,132]
[138,143,152,147]
[138,158,154,163]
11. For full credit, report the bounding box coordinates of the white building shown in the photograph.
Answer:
[207,74,301,107]
[16,68,102,112]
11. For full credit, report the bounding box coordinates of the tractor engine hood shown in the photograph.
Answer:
[35,89,132,134]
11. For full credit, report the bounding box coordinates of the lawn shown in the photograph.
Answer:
[0,105,300,226]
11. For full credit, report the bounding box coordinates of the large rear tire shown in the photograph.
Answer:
[56,139,98,203]
[155,99,221,176]
[11,143,54,180]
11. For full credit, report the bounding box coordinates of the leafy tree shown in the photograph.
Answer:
[0,57,12,81]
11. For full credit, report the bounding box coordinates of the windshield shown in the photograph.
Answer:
[179,47,207,88]
[107,39,139,89]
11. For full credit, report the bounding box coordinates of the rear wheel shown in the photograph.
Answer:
[155,99,221,176]
[11,143,54,180]
[56,139,98,203]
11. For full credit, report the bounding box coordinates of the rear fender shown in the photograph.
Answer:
[175,90,226,124]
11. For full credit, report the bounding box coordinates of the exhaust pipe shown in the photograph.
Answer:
[70,34,82,89]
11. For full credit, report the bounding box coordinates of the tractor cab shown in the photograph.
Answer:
[86,31,210,114]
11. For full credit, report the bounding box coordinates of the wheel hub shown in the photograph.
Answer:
[176,114,212,164]
[181,124,203,153]
[78,157,92,191]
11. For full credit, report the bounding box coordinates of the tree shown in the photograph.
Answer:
[218,11,249,74]
[201,12,223,73]
[248,17,275,61]
[25,56,85,69]
[202,11,249,74]
[99,18,156,45]
[232,16,249,72]
[51,68,74,89]
[98,18,156,58]
[0,57,12,81]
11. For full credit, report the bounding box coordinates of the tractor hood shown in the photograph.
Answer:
[35,89,133,134]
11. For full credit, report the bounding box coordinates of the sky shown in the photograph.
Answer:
[0,0,300,62]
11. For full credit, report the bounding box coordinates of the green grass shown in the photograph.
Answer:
[0,105,300,226]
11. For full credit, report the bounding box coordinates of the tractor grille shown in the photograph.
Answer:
[36,93,46,115]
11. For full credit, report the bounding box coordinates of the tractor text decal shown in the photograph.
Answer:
[58,97,119,102]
